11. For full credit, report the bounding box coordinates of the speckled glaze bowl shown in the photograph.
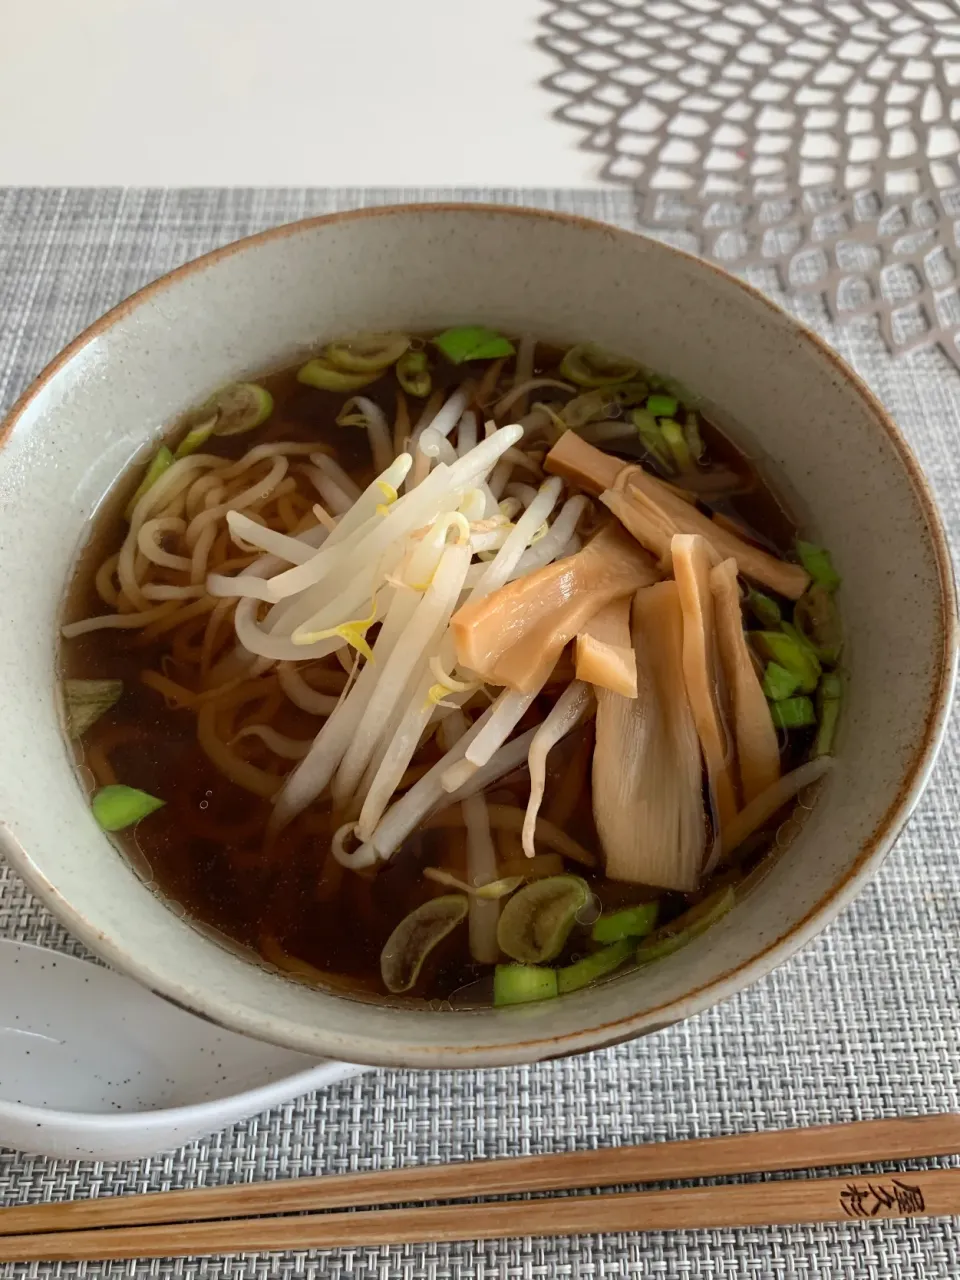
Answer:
[0,940,361,1160]
[0,205,954,1068]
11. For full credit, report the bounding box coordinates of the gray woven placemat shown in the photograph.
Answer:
[1,187,960,1279]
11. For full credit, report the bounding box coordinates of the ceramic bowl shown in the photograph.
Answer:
[0,204,954,1068]
[0,940,362,1160]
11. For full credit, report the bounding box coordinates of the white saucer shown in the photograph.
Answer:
[0,940,364,1160]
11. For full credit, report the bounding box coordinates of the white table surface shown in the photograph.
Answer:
[0,0,601,187]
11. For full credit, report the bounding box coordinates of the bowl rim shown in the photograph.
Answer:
[0,201,956,1066]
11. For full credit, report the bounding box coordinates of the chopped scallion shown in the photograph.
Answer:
[557,940,633,994]
[819,671,843,700]
[648,371,697,408]
[125,446,174,519]
[297,358,379,393]
[202,382,274,437]
[781,620,822,667]
[433,327,515,364]
[814,672,842,756]
[769,696,816,730]
[646,393,679,418]
[762,662,801,702]
[380,895,468,994]
[174,413,218,459]
[683,410,704,461]
[559,343,638,388]
[592,901,659,943]
[396,350,432,397]
[92,784,164,832]
[794,585,843,665]
[753,631,821,693]
[560,389,611,430]
[660,418,693,472]
[746,589,782,629]
[325,333,410,374]
[637,886,735,965]
[609,380,649,407]
[494,964,558,1006]
[631,407,672,470]
[496,875,590,964]
[796,540,841,592]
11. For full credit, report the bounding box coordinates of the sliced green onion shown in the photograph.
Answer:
[558,940,633,994]
[125,446,174,519]
[818,670,843,702]
[609,380,649,407]
[683,410,704,461]
[637,886,735,965]
[631,407,673,470]
[559,343,639,388]
[494,964,558,1006]
[781,620,822,667]
[496,874,590,964]
[202,382,273,437]
[433,327,515,364]
[794,585,843,665]
[814,672,842,756]
[174,413,218,459]
[769,696,816,730]
[297,358,380,393]
[762,662,802,702]
[796,540,840,592]
[647,371,698,408]
[380,895,468,994]
[325,333,410,373]
[746,589,782,629]
[646,393,679,418]
[752,631,821,694]
[64,679,123,739]
[592,901,659,943]
[174,384,272,458]
[396,350,432,397]
[660,418,693,472]
[562,389,614,429]
[92,784,164,832]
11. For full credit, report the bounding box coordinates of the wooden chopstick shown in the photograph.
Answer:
[1,1114,957,1237]
[1,1168,958,1261]
[0,1114,956,1252]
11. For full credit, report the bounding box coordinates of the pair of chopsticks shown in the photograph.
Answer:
[1,1115,958,1260]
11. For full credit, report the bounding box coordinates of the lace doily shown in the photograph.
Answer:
[539,0,960,365]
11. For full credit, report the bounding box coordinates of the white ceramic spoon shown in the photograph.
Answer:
[0,940,363,1161]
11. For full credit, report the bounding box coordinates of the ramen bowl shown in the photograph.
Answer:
[0,205,953,1068]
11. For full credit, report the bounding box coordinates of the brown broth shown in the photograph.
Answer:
[60,345,808,1006]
